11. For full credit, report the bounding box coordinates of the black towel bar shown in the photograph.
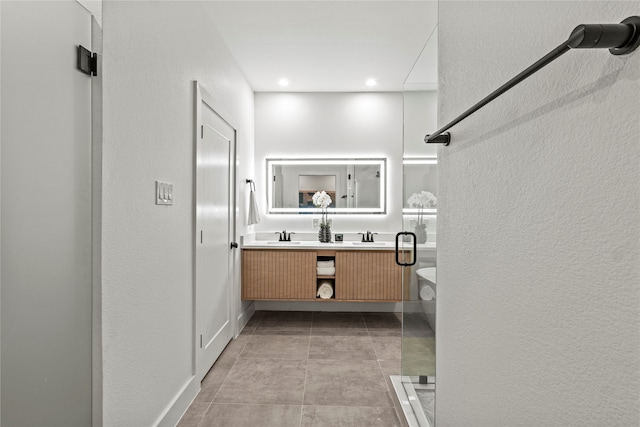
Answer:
[426,16,640,146]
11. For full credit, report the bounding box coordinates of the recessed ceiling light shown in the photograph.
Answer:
[366,78,377,87]
[278,78,289,87]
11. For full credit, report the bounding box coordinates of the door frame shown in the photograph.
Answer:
[193,81,238,377]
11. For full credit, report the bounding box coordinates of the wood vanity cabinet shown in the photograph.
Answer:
[335,251,402,301]
[241,248,402,302]
[242,250,316,300]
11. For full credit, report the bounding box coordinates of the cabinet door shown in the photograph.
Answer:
[335,251,402,301]
[242,250,316,300]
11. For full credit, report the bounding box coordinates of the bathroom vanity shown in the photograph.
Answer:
[241,242,406,302]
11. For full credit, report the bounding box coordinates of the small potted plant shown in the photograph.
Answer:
[312,190,332,243]
[407,191,437,243]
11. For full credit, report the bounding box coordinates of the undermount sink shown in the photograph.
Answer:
[267,241,301,244]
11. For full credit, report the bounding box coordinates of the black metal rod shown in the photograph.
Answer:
[426,17,640,145]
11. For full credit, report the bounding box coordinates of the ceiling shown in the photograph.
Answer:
[201,1,438,92]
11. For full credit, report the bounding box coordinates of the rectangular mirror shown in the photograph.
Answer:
[267,158,387,214]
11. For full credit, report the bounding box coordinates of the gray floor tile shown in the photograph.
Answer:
[308,335,376,360]
[367,327,402,337]
[311,312,365,329]
[241,334,310,359]
[199,403,302,427]
[214,358,307,405]
[239,312,264,335]
[304,359,393,407]
[378,359,401,377]
[176,402,209,427]
[371,336,402,360]
[180,311,408,426]
[310,328,369,337]
[194,335,251,402]
[302,405,401,427]
[363,312,402,330]
[217,335,251,365]
[195,361,235,403]
[388,386,411,427]
[253,328,311,336]
[378,359,402,397]
[257,311,313,330]
[245,311,265,326]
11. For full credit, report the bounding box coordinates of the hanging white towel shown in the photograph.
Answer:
[317,282,334,299]
[247,181,261,225]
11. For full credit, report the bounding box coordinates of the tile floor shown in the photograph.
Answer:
[178,311,408,427]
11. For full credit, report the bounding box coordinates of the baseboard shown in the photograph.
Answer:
[154,375,200,427]
[236,301,255,336]
[254,300,401,312]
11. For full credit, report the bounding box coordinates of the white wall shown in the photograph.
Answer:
[102,1,254,425]
[437,2,639,426]
[403,90,437,158]
[254,92,403,233]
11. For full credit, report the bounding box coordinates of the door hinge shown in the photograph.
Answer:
[200,230,203,244]
[77,45,98,76]
[200,334,203,348]
[201,125,204,139]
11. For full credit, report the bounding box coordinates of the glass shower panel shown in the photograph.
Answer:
[394,19,438,427]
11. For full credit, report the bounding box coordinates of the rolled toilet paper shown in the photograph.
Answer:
[419,284,435,301]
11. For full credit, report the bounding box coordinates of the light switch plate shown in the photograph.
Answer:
[312,218,319,227]
[156,181,173,205]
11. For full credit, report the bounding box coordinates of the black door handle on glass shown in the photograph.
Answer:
[395,232,417,266]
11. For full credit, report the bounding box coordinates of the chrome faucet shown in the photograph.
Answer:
[276,230,295,242]
[359,231,378,243]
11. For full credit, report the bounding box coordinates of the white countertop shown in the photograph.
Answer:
[241,240,436,250]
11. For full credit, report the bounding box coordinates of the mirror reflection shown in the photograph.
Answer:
[267,158,386,214]
[403,158,438,213]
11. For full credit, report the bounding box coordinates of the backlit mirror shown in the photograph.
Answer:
[267,158,387,214]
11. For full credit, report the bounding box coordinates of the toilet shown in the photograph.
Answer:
[416,267,436,332]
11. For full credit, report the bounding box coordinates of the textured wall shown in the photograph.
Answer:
[437,1,639,425]
[102,1,254,424]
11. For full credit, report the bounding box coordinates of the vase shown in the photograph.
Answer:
[414,223,427,244]
[318,224,332,243]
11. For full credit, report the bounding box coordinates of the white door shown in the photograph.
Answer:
[1,1,93,425]
[195,84,235,380]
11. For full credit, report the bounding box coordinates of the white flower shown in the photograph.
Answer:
[407,191,437,209]
[312,191,332,209]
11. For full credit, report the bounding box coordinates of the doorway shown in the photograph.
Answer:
[194,82,237,381]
